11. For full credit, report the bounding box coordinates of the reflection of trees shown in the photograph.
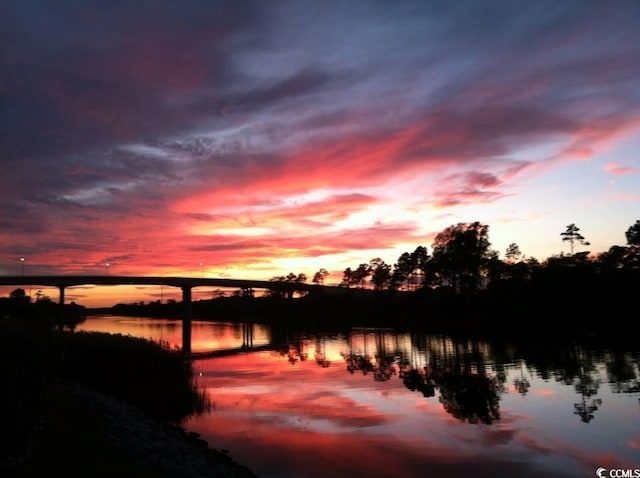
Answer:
[574,366,599,398]
[606,352,640,394]
[552,348,604,424]
[340,330,398,380]
[344,332,504,424]
[513,360,531,396]
[518,342,640,422]
[574,396,602,423]
[281,344,307,364]
[521,344,606,423]
[436,369,501,424]
[516,343,634,423]
[401,361,502,424]
[573,363,602,423]
[342,331,375,375]
[433,337,502,424]
[343,353,374,374]
[398,333,435,397]
[400,368,435,397]
[372,332,396,382]
[315,335,330,368]
[274,330,308,364]
[271,327,639,426]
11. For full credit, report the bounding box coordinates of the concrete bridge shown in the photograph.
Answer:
[0,275,338,353]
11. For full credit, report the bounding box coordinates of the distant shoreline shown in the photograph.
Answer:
[86,285,636,346]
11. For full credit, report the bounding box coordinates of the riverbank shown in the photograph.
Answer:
[104,286,637,346]
[1,319,258,478]
[23,382,257,478]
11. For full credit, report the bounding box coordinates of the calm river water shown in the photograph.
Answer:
[76,315,640,478]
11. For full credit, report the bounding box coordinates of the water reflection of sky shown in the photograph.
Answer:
[77,315,271,353]
[77,316,640,478]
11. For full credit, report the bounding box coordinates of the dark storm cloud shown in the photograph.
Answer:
[213,69,335,114]
[4,0,638,182]
[0,0,260,162]
[2,0,640,272]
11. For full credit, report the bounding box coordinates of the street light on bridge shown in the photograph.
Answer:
[105,262,110,275]
[20,257,25,276]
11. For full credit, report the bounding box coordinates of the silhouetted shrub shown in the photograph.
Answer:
[0,320,52,475]
[52,331,208,423]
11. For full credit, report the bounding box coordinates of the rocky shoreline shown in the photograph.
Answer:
[46,384,258,478]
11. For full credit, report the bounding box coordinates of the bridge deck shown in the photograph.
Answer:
[0,275,329,291]
[0,275,345,354]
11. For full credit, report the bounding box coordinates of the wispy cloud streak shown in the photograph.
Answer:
[1,0,639,284]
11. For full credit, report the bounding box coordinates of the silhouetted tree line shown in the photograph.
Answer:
[74,219,640,333]
[0,287,87,327]
[265,220,638,307]
[321,219,640,327]
[332,220,639,293]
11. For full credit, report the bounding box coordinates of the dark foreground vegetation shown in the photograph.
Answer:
[0,287,87,327]
[0,318,255,478]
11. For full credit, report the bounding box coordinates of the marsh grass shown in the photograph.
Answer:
[51,330,210,423]
[1,319,209,477]
[0,320,52,475]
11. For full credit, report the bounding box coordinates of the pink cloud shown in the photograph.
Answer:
[604,162,640,176]
[4,1,640,287]
[432,170,512,208]
[628,436,640,449]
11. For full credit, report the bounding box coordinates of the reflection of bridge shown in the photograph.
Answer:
[0,275,338,353]
[192,344,273,359]
[191,321,272,358]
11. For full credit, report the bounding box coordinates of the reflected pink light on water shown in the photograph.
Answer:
[530,388,557,397]
[76,316,270,353]
[189,322,270,354]
[75,316,640,478]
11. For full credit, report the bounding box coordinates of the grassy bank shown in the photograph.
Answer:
[51,329,209,422]
[26,382,168,478]
[0,319,210,477]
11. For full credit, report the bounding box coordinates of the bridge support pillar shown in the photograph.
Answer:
[58,285,66,321]
[58,286,65,306]
[182,286,192,354]
[242,322,253,349]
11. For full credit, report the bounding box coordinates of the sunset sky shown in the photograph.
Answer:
[2,1,640,305]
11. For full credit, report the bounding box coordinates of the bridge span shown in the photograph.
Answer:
[0,275,338,353]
